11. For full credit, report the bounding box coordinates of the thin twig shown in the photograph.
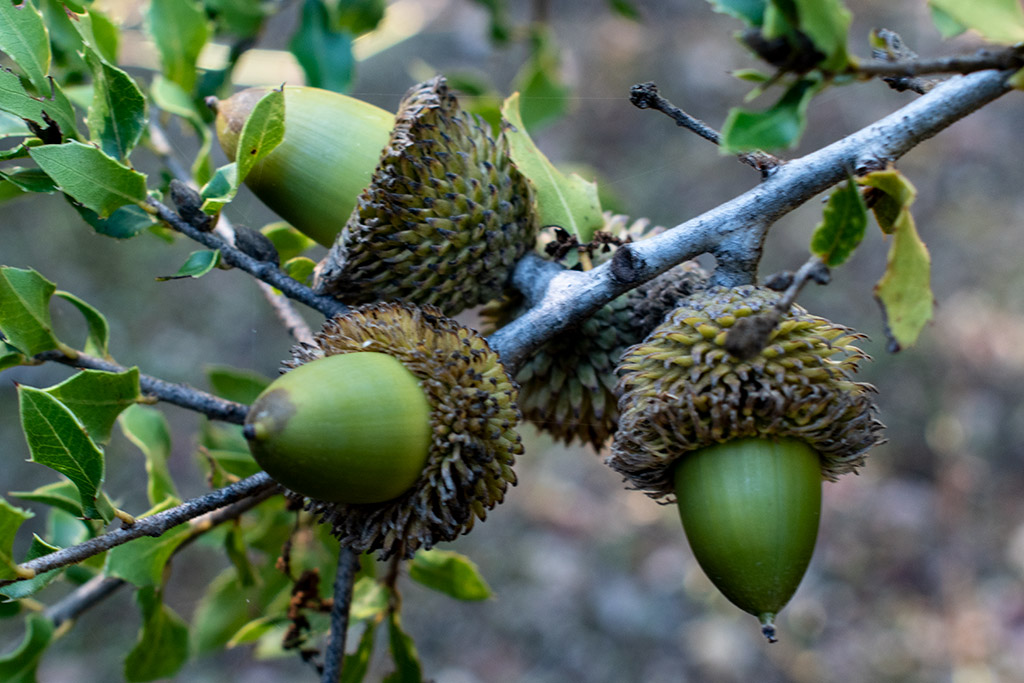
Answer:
[1,473,278,585]
[149,199,348,318]
[258,281,316,345]
[321,547,361,683]
[859,41,1024,84]
[33,349,249,424]
[42,485,278,628]
[43,575,125,629]
[629,81,783,174]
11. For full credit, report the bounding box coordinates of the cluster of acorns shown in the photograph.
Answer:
[216,78,884,639]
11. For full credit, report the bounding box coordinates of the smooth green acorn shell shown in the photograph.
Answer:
[245,351,432,503]
[215,86,394,247]
[673,437,822,642]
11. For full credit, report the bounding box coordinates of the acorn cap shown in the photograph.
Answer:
[609,285,885,498]
[314,76,539,316]
[482,213,707,449]
[287,302,522,558]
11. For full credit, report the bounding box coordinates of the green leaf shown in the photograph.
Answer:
[0,498,34,581]
[708,0,765,25]
[156,249,221,280]
[199,162,238,213]
[150,75,213,184]
[69,201,157,239]
[119,405,179,507]
[223,524,255,586]
[10,480,84,518]
[83,48,147,161]
[721,77,820,153]
[501,93,602,241]
[42,368,141,445]
[191,567,260,654]
[0,0,51,94]
[0,341,28,371]
[336,0,386,34]
[792,0,851,71]
[930,4,967,38]
[468,0,510,43]
[341,621,378,683]
[607,0,641,19]
[0,535,63,600]
[206,365,270,404]
[350,576,388,620]
[234,87,285,184]
[928,0,1024,43]
[283,256,316,286]
[28,141,148,217]
[1009,66,1024,90]
[147,0,210,93]
[205,0,271,38]
[0,614,54,683]
[408,549,493,601]
[226,615,287,647]
[72,8,120,64]
[105,499,190,586]
[0,167,57,193]
[17,386,109,520]
[511,26,570,132]
[124,587,191,682]
[0,266,59,356]
[261,222,316,262]
[54,290,110,357]
[0,67,78,140]
[385,611,423,683]
[290,0,356,93]
[809,180,867,267]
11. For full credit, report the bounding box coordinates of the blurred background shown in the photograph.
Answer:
[3,0,1024,681]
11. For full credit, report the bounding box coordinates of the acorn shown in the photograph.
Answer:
[213,85,393,247]
[482,213,707,450]
[313,76,539,316]
[243,302,523,557]
[608,285,885,640]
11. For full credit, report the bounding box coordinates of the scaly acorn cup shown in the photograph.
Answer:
[608,285,885,641]
[213,85,394,247]
[482,213,707,450]
[244,302,523,558]
[313,76,539,316]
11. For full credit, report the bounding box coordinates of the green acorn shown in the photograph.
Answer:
[482,213,706,450]
[313,76,539,316]
[244,302,522,557]
[609,285,885,640]
[213,85,393,247]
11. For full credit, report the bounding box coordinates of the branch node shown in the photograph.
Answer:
[609,243,645,285]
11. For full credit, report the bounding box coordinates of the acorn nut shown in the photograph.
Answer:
[244,351,432,504]
[214,85,393,247]
[609,285,885,640]
[245,302,523,558]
